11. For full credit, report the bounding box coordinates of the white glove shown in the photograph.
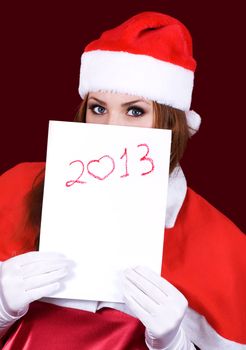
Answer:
[0,251,70,316]
[123,266,193,350]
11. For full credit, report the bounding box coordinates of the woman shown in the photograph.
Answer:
[0,11,245,350]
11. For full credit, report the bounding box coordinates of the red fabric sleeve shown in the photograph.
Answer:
[162,188,246,344]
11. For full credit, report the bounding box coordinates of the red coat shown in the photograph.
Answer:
[0,163,245,349]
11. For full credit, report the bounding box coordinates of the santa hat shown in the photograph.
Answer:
[79,11,201,135]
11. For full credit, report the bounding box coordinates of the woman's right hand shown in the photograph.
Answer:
[0,251,70,316]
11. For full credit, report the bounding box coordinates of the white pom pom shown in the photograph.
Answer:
[185,110,201,136]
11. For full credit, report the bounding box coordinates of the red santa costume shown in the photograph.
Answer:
[0,11,245,350]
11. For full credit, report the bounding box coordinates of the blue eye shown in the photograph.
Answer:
[127,106,144,117]
[89,104,106,115]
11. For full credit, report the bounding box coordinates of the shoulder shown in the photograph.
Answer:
[179,186,244,238]
[1,162,45,185]
[0,162,45,200]
[165,187,245,267]
[0,163,45,261]
[171,186,245,266]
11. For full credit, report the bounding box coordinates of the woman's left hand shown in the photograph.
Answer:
[123,266,188,349]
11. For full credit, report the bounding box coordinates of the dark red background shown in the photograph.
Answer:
[1,1,245,231]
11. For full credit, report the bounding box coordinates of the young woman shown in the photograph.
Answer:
[0,11,245,350]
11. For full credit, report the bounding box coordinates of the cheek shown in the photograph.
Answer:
[85,111,102,124]
[137,114,154,128]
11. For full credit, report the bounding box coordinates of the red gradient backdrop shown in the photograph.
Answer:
[1,1,245,231]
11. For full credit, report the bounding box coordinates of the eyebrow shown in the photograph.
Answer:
[88,96,151,106]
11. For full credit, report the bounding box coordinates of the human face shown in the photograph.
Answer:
[86,91,154,128]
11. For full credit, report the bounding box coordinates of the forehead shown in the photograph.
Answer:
[88,91,151,105]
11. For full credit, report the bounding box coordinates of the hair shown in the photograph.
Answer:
[25,93,190,250]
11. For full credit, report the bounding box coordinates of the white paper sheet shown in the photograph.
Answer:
[39,121,171,302]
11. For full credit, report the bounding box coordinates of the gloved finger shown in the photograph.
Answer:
[26,282,61,302]
[124,287,151,329]
[21,259,71,278]
[133,266,186,305]
[9,251,66,266]
[124,268,166,305]
[23,267,68,291]
[124,278,159,314]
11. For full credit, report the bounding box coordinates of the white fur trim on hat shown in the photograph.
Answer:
[185,110,201,136]
[79,50,194,111]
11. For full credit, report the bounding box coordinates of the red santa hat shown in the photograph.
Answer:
[79,11,201,135]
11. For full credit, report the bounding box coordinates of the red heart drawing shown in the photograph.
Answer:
[87,155,115,180]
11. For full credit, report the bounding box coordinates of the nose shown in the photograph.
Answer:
[105,112,121,126]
